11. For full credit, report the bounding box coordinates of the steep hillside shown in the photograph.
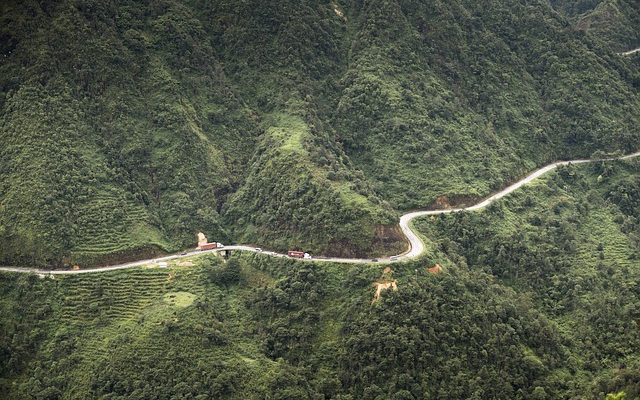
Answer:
[551,0,640,51]
[1,0,639,267]
[3,156,640,400]
[416,157,640,399]
[0,0,258,266]
[335,0,640,209]
[222,113,404,257]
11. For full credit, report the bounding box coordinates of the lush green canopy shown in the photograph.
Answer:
[1,0,638,267]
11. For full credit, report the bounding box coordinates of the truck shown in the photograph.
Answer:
[200,242,218,251]
[288,251,312,259]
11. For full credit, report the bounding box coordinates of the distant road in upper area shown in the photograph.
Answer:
[1,151,639,275]
[620,47,640,56]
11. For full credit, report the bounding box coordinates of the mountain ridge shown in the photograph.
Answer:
[1,0,639,267]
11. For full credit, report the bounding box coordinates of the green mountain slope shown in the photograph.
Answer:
[335,0,639,209]
[2,154,640,400]
[222,113,404,257]
[1,0,639,267]
[0,1,259,266]
[415,157,640,399]
[551,0,640,51]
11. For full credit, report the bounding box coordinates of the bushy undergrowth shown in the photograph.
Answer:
[2,159,639,399]
[1,0,639,267]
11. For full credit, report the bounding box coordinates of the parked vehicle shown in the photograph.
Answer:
[303,253,312,259]
[288,250,305,258]
[390,255,399,261]
[217,242,224,248]
[255,248,262,252]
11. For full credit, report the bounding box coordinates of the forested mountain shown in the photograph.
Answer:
[1,159,639,399]
[550,0,640,51]
[2,1,639,398]
[1,0,639,267]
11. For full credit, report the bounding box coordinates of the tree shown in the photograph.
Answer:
[207,257,242,288]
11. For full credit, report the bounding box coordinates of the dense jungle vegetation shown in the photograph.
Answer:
[415,158,640,400]
[1,0,639,266]
[1,0,639,398]
[1,159,639,399]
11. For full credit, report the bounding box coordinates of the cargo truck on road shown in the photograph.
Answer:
[199,242,224,251]
[288,251,312,259]
[200,243,217,251]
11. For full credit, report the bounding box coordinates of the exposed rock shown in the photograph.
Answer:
[197,232,208,247]
[427,264,443,274]
[372,281,398,304]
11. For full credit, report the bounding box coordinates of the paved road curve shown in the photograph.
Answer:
[1,151,639,275]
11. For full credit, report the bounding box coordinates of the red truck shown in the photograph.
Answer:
[288,251,311,259]
[200,243,218,251]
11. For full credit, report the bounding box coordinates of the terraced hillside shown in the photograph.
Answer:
[57,268,173,324]
[69,188,170,265]
[2,183,640,400]
[1,0,639,267]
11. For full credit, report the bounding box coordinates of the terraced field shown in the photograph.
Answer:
[574,208,637,270]
[58,268,171,324]
[14,259,247,398]
[69,189,169,265]
[64,267,203,328]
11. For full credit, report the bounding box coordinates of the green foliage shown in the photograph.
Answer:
[340,273,569,399]
[552,0,640,51]
[206,256,243,288]
[416,158,640,398]
[249,264,326,362]
[605,392,626,400]
[2,0,639,266]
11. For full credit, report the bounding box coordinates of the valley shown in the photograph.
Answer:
[1,1,639,399]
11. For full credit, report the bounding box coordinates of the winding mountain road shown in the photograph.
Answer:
[620,47,640,56]
[1,151,639,275]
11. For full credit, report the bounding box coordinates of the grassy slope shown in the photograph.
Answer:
[1,0,639,267]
